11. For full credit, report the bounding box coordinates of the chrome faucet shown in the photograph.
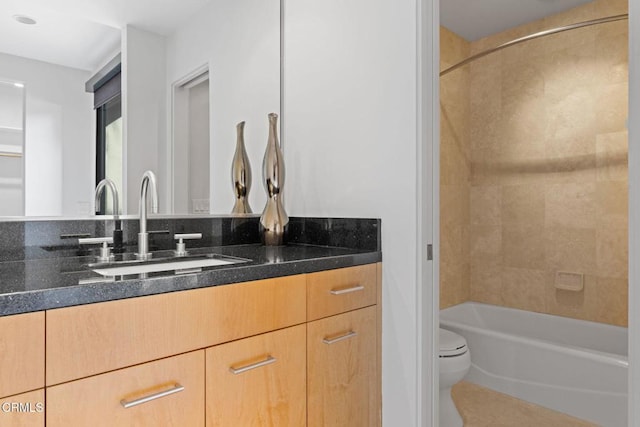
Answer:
[95,178,123,252]
[136,171,158,260]
[95,178,119,218]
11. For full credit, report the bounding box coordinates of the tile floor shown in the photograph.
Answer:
[451,381,598,427]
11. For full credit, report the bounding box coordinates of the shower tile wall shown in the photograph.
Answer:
[440,27,471,309]
[465,0,629,325]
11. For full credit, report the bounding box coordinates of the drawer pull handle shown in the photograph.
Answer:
[120,383,185,409]
[323,330,358,345]
[230,355,277,375]
[330,285,364,295]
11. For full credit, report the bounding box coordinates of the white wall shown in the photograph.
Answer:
[283,0,424,424]
[166,0,280,215]
[0,52,93,216]
[122,25,167,214]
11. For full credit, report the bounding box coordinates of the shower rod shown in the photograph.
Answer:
[440,13,629,77]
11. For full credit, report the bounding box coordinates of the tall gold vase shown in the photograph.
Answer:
[231,121,252,214]
[260,113,288,245]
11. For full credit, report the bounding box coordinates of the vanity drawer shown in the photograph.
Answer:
[46,275,306,385]
[0,312,44,398]
[0,389,45,427]
[307,264,377,321]
[47,351,204,427]
[206,324,306,427]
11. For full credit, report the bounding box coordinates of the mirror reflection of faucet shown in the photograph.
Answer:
[136,171,159,261]
[94,178,123,253]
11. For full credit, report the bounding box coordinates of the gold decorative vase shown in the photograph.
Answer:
[260,113,288,245]
[231,121,252,214]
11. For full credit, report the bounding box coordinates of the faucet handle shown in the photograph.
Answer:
[174,233,202,257]
[78,237,114,263]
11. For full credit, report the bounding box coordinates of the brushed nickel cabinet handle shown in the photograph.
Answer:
[120,383,185,409]
[329,285,365,295]
[230,355,277,375]
[323,331,358,345]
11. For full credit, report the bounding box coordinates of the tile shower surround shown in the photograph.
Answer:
[440,0,628,326]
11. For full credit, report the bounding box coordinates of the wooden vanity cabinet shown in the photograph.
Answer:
[34,262,380,425]
[206,324,306,427]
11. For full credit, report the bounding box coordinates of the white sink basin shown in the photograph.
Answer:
[92,257,239,277]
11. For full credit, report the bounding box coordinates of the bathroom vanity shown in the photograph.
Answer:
[0,216,382,426]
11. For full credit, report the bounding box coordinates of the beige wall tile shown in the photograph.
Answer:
[502,223,546,270]
[501,267,547,312]
[594,277,628,326]
[545,226,597,276]
[596,131,628,181]
[595,24,628,85]
[544,134,596,185]
[441,224,463,263]
[470,186,501,226]
[596,227,628,279]
[595,83,629,135]
[441,259,463,309]
[545,88,596,142]
[470,226,502,261]
[545,182,596,228]
[596,180,628,230]
[593,0,629,18]
[441,185,468,228]
[501,184,545,226]
[470,260,503,305]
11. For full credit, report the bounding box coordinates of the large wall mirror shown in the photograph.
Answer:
[0,0,280,218]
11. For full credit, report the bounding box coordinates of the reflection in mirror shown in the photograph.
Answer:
[0,80,24,216]
[0,0,280,218]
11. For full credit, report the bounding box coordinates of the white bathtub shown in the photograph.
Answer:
[440,302,628,427]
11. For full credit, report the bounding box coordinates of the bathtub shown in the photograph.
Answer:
[440,302,628,427]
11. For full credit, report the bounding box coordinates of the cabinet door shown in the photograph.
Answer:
[308,306,377,427]
[206,324,306,427]
[0,312,44,398]
[0,389,44,427]
[47,351,204,427]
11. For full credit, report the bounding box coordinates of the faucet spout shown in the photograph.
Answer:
[95,178,123,252]
[137,170,158,260]
[95,178,120,218]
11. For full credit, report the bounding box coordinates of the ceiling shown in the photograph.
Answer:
[0,0,212,72]
[441,0,596,41]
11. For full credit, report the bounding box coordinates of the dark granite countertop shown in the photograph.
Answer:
[0,243,381,316]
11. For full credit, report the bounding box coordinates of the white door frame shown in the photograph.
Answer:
[628,0,638,424]
[417,0,439,425]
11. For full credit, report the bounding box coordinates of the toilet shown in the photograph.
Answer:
[439,328,471,427]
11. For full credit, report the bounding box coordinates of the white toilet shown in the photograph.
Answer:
[439,328,471,427]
